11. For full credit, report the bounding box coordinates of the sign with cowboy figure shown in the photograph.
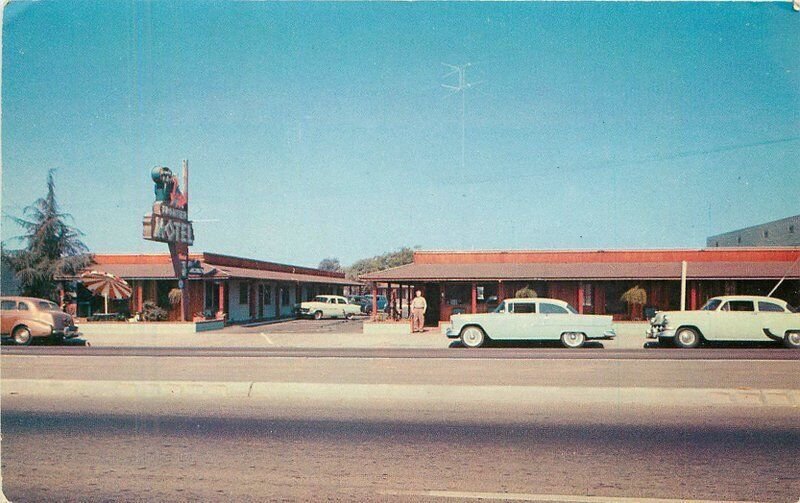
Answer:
[143,166,194,245]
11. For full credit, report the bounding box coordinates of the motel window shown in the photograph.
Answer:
[281,288,290,305]
[583,284,593,307]
[239,283,249,304]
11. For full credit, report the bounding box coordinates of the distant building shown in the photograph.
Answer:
[707,215,800,248]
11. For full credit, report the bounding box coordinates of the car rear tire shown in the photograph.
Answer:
[561,332,585,348]
[784,331,800,349]
[674,327,700,349]
[313,311,323,321]
[345,312,354,320]
[13,326,33,346]
[460,326,486,348]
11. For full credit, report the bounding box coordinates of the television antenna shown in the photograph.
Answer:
[442,62,480,171]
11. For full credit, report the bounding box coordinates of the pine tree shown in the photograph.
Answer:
[2,169,93,299]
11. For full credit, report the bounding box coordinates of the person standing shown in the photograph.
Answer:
[410,290,427,333]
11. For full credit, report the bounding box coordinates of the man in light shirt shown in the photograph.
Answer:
[410,290,427,333]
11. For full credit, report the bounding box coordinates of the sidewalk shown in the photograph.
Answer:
[73,323,650,350]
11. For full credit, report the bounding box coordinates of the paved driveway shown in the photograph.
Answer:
[224,317,365,334]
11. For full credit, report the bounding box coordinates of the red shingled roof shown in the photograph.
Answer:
[360,248,800,281]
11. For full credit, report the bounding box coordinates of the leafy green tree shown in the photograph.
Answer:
[2,169,92,299]
[345,246,418,281]
[318,257,342,272]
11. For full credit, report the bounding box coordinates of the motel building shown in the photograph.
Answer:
[62,252,359,323]
[361,247,800,326]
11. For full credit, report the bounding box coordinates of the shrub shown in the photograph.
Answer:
[515,286,538,298]
[142,301,168,321]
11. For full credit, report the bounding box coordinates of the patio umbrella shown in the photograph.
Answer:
[80,270,133,314]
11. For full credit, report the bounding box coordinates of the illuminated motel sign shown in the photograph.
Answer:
[142,162,195,321]
[143,166,194,246]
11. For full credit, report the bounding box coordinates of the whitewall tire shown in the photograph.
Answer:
[674,327,700,349]
[561,332,585,348]
[460,326,486,348]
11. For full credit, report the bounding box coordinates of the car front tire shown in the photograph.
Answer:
[13,326,33,346]
[784,331,800,349]
[345,312,354,320]
[674,327,700,349]
[561,332,585,348]
[460,326,486,348]
[313,311,323,321]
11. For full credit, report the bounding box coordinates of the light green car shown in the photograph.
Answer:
[445,297,616,348]
[296,295,362,320]
[647,295,800,349]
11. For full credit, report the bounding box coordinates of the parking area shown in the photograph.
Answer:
[224,317,366,334]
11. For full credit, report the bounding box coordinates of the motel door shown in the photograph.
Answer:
[257,285,265,318]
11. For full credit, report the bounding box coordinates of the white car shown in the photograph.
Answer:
[296,295,362,320]
[445,297,616,348]
[647,295,800,349]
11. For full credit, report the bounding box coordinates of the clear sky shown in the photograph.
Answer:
[2,1,799,267]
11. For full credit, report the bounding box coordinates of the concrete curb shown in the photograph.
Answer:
[4,380,798,408]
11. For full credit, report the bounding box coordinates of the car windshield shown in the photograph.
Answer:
[701,299,722,311]
[565,304,579,314]
[493,302,506,313]
[38,301,61,311]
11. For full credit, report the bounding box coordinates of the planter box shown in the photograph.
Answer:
[79,320,225,336]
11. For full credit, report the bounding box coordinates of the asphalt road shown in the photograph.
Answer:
[2,349,799,502]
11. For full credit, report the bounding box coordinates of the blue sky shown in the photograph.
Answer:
[3,1,799,267]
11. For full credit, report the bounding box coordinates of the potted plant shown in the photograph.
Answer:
[515,286,538,298]
[620,285,647,321]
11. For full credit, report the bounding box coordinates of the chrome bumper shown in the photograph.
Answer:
[54,326,82,339]
[445,327,459,339]
[646,326,676,339]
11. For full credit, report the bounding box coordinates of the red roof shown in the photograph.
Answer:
[60,252,359,285]
[361,248,800,282]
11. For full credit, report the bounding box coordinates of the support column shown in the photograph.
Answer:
[249,282,256,320]
[217,282,226,320]
[136,282,144,314]
[399,283,404,318]
[577,282,585,314]
[498,281,505,303]
[690,282,698,310]
[371,282,378,321]
[471,282,477,314]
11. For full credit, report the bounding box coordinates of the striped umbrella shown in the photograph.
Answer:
[80,270,133,314]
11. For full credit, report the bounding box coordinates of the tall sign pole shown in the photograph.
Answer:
[143,160,195,322]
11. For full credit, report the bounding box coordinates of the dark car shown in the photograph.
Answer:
[361,295,388,314]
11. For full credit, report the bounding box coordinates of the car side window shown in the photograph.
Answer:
[724,301,754,312]
[18,302,30,311]
[758,301,785,313]
[539,303,569,314]
[1,300,17,310]
[513,303,536,314]
[337,298,345,304]
[327,298,335,304]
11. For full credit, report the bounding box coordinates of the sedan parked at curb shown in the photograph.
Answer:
[647,295,800,349]
[1,296,81,345]
[445,297,616,348]
[296,295,362,320]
